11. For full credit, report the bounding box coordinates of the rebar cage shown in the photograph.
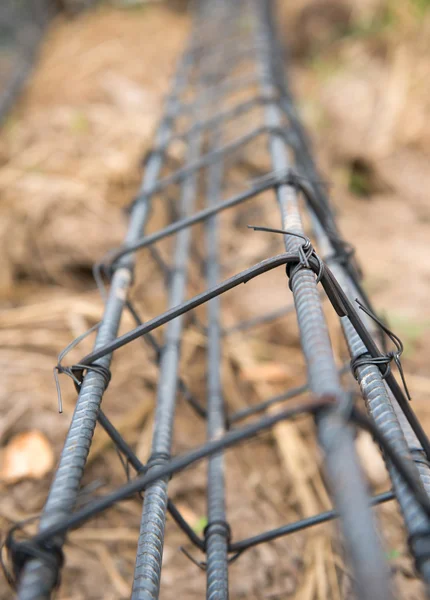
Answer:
[7,1,430,599]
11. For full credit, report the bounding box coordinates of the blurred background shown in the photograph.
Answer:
[0,0,429,598]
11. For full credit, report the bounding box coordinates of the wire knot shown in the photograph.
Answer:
[1,525,64,590]
[204,520,231,547]
[147,452,171,469]
[247,225,324,289]
[180,520,233,572]
[146,452,173,481]
[351,299,411,400]
[54,362,111,413]
[287,235,324,290]
[52,322,112,413]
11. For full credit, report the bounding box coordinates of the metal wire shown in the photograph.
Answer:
[10,1,430,599]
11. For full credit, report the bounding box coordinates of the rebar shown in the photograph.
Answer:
[17,47,195,599]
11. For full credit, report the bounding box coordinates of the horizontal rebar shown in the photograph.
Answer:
[230,490,395,553]
[22,401,430,549]
[28,397,337,545]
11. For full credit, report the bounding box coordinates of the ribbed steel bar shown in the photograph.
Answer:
[97,409,207,550]
[124,300,207,419]
[131,10,245,594]
[131,124,279,207]
[17,48,195,600]
[204,79,229,600]
[204,155,230,594]
[312,216,430,586]
[257,1,333,219]
[253,1,392,598]
[107,174,284,266]
[393,403,430,496]
[131,116,203,600]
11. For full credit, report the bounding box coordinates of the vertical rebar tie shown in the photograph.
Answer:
[203,6,230,596]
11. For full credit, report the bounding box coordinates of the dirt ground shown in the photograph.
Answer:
[0,1,430,599]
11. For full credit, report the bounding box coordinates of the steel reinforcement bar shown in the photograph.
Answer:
[10,1,430,599]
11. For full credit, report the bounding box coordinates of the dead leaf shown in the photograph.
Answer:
[0,431,54,483]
